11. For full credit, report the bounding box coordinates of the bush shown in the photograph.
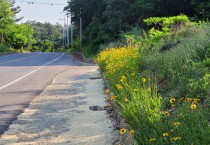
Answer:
[0,44,17,53]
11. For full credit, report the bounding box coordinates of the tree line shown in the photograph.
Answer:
[65,0,210,54]
[0,0,63,53]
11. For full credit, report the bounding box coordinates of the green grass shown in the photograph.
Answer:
[96,17,210,145]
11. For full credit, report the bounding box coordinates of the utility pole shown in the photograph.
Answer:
[70,14,73,47]
[80,9,82,48]
[59,18,66,50]
[66,14,70,48]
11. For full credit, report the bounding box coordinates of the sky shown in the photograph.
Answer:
[14,0,68,25]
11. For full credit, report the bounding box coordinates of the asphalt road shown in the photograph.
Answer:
[0,52,79,135]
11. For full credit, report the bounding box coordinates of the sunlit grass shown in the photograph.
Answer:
[96,42,210,144]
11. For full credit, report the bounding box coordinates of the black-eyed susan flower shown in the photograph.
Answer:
[149,138,156,142]
[109,96,116,101]
[163,133,169,137]
[170,98,176,104]
[174,122,181,127]
[105,89,110,94]
[185,98,192,102]
[191,103,197,109]
[116,84,123,90]
[130,130,135,135]
[120,128,126,134]
[142,78,146,83]
[121,76,126,80]
[164,112,169,116]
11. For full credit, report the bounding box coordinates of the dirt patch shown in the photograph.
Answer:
[70,52,95,64]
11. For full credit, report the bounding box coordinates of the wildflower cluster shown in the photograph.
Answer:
[95,46,139,83]
[96,44,210,144]
[119,128,135,136]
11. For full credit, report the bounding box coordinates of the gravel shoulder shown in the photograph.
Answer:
[0,65,116,145]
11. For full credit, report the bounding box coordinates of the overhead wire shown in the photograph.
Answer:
[15,0,66,6]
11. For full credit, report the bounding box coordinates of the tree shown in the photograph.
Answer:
[64,0,210,54]
[29,21,63,52]
[0,0,15,44]
[6,23,35,49]
[9,0,23,22]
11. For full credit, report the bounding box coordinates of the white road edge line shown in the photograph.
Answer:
[0,53,64,90]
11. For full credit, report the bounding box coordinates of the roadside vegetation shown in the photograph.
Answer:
[65,0,210,56]
[0,0,63,53]
[96,15,210,144]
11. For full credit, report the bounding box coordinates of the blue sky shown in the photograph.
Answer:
[15,0,68,25]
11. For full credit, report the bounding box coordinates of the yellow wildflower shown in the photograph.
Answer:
[193,98,201,104]
[164,112,169,116]
[105,89,110,94]
[130,130,135,135]
[121,76,126,80]
[120,128,126,134]
[163,133,169,137]
[142,78,146,83]
[170,98,176,104]
[185,98,192,102]
[124,98,129,103]
[191,103,197,109]
[120,79,124,83]
[108,96,116,101]
[171,137,181,141]
[147,87,151,92]
[174,122,181,127]
[116,84,123,90]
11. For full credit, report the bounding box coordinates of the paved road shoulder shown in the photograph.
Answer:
[0,66,115,145]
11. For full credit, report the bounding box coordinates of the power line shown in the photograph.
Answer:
[15,0,66,6]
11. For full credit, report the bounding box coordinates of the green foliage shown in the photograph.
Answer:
[144,15,189,27]
[140,21,210,102]
[144,15,189,43]
[6,23,35,49]
[69,37,81,52]
[41,40,54,52]
[30,21,63,52]
[96,17,210,144]
[65,0,210,53]
[0,0,15,44]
